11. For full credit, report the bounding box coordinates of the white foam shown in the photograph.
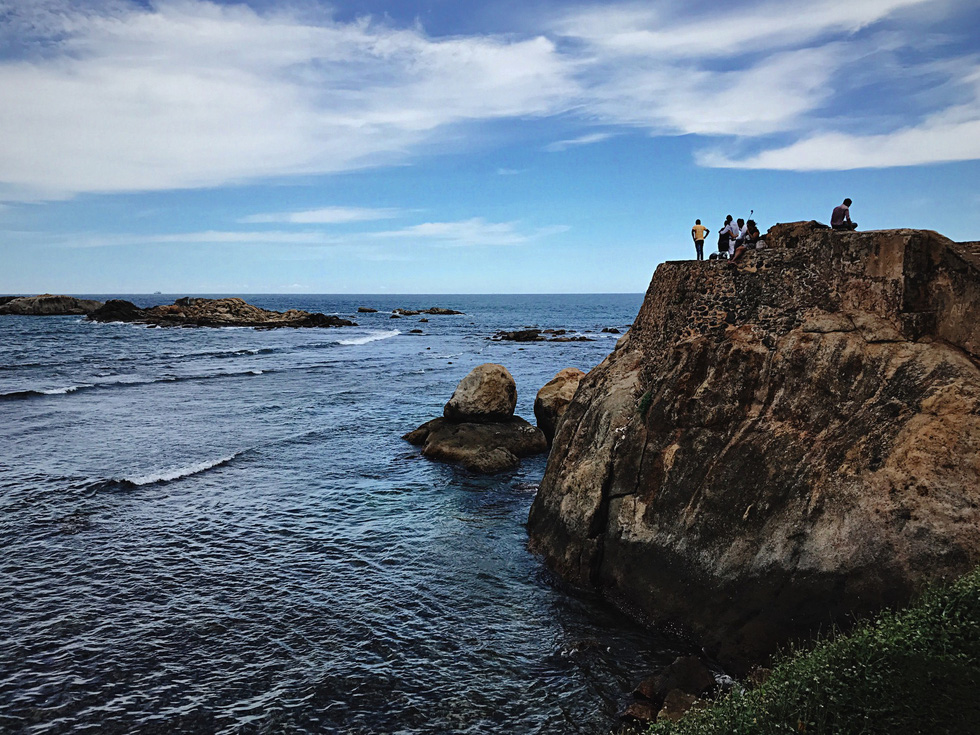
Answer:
[40,385,90,395]
[250,370,264,375]
[337,330,400,346]
[125,452,242,486]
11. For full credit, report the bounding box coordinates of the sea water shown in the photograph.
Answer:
[0,294,682,734]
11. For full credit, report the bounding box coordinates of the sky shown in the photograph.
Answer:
[1,0,978,294]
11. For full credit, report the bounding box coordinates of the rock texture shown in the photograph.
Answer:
[405,363,547,474]
[444,363,518,423]
[527,223,980,670]
[534,368,586,444]
[0,294,103,315]
[88,297,356,328]
[404,416,547,474]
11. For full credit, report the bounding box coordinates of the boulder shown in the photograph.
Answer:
[534,368,586,444]
[444,363,518,423]
[403,417,546,474]
[404,364,547,474]
[0,294,103,315]
[358,307,378,313]
[528,223,980,671]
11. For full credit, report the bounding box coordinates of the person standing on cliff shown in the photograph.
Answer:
[691,219,709,261]
[831,198,857,230]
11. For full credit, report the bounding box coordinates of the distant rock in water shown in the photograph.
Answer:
[393,307,464,316]
[491,328,593,342]
[357,307,378,313]
[404,363,547,474]
[0,294,104,316]
[528,222,980,671]
[534,368,585,445]
[88,297,356,328]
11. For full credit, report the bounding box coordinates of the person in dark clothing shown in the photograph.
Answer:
[831,198,857,230]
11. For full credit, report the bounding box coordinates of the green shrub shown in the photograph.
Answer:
[648,568,980,734]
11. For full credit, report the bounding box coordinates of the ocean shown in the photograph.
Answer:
[0,293,682,735]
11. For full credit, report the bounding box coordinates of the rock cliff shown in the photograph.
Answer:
[527,223,980,670]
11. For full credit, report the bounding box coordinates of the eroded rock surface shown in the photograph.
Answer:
[405,363,547,474]
[444,363,518,423]
[88,297,356,328]
[0,294,103,315]
[527,223,980,670]
[534,368,586,444]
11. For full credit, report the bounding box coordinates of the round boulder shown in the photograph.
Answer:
[534,368,585,444]
[444,363,517,423]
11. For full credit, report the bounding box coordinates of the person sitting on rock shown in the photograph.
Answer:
[831,198,857,230]
[730,220,764,263]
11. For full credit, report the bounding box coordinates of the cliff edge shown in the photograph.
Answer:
[527,222,980,670]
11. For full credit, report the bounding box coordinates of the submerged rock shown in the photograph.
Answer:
[88,297,356,328]
[528,223,980,670]
[0,294,103,315]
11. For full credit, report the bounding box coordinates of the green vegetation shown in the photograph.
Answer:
[638,389,654,418]
[649,568,980,734]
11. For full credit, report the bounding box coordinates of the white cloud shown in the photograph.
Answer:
[0,1,576,199]
[239,206,400,224]
[544,132,615,152]
[373,218,568,246]
[698,65,980,169]
[0,0,975,199]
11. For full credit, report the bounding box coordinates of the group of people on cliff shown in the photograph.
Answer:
[690,198,857,261]
[690,215,763,262]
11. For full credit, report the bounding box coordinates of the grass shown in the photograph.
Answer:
[648,567,980,735]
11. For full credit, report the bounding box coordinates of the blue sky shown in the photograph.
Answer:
[1,0,978,294]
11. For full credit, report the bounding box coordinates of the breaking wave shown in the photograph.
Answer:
[122,451,245,487]
[337,330,399,346]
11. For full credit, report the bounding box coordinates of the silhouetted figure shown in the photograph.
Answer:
[831,198,857,230]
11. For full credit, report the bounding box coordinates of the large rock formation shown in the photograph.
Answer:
[405,363,547,473]
[0,294,103,315]
[88,297,356,328]
[534,367,586,444]
[527,223,980,670]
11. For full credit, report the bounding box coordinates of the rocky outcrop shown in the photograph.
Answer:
[405,363,547,473]
[0,294,103,315]
[357,307,378,313]
[527,223,980,671]
[534,368,585,444]
[88,297,356,328]
[491,329,593,342]
[404,417,547,473]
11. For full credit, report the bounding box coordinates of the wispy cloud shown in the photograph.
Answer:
[239,206,400,224]
[373,218,568,246]
[0,1,576,199]
[544,132,615,152]
[62,230,349,248]
[0,0,975,199]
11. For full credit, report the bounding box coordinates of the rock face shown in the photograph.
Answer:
[527,223,980,670]
[405,363,547,474]
[88,297,356,328]
[0,294,103,315]
[534,368,586,444]
[444,363,518,423]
